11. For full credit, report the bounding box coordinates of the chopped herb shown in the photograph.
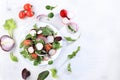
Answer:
[67,63,72,72]
[33,56,42,66]
[68,25,76,33]
[37,70,49,80]
[68,46,80,59]
[33,24,38,30]
[45,5,56,10]
[20,49,29,58]
[50,68,58,78]
[10,52,18,62]
[48,60,53,65]
[3,18,16,38]
[48,12,54,18]
[25,34,32,39]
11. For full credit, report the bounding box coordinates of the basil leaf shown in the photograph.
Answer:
[52,42,61,49]
[68,25,76,33]
[37,70,49,80]
[67,63,72,72]
[46,5,56,10]
[64,37,76,42]
[68,46,80,59]
[48,12,54,18]
[10,52,18,62]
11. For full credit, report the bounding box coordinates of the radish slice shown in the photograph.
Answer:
[0,35,15,52]
[62,18,70,25]
[67,22,79,33]
[36,14,47,20]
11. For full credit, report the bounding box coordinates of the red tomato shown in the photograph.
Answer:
[31,53,38,59]
[60,9,68,18]
[23,40,31,46]
[19,10,26,19]
[26,11,34,17]
[24,3,32,11]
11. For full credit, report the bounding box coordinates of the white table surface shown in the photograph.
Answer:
[0,0,120,80]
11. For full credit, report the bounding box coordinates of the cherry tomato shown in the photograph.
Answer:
[24,3,32,11]
[19,10,26,19]
[26,11,34,17]
[60,9,68,18]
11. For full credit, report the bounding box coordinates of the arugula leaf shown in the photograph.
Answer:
[48,60,53,65]
[48,12,54,18]
[37,70,49,80]
[10,52,18,62]
[64,37,76,42]
[33,24,38,30]
[52,42,61,49]
[42,26,54,36]
[68,46,80,59]
[50,68,58,78]
[3,18,16,37]
[67,63,72,72]
[45,5,56,10]
[34,56,42,66]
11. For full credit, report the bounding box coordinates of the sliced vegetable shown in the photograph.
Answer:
[28,46,34,53]
[68,46,80,59]
[35,43,43,50]
[31,53,38,59]
[45,43,52,52]
[67,22,78,33]
[67,63,72,72]
[37,70,49,80]
[22,68,31,80]
[50,68,58,78]
[3,18,16,37]
[10,52,18,62]
[23,40,31,46]
[0,35,15,51]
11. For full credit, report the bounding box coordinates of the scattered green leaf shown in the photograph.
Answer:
[37,70,49,80]
[67,63,72,72]
[64,37,76,42]
[48,12,54,18]
[41,26,54,36]
[50,68,58,78]
[10,52,18,62]
[48,60,53,65]
[68,46,80,59]
[3,18,16,37]
[46,5,56,10]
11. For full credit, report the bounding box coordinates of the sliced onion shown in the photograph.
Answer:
[67,22,79,33]
[61,18,70,25]
[36,14,47,20]
[36,36,47,43]
[0,35,15,52]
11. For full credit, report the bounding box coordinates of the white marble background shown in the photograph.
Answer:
[0,0,120,80]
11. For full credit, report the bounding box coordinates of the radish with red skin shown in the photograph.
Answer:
[60,9,70,20]
[0,35,15,52]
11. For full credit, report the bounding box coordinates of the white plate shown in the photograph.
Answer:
[17,22,63,65]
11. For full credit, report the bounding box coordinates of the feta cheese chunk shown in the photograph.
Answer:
[28,46,34,53]
[47,36,54,43]
[49,49,56,56]
[29,30,36,36]
[37,30,42,34]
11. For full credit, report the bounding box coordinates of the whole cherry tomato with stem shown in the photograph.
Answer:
[24,3,32,11]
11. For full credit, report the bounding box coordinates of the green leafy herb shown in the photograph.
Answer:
[33,56,42,66]
[50,68,58,78]
[67,63,72,72]
[37,70,49,80]
[20,49,29,58]
[10,52,18,62]
[33,24,38,30]
[25,34,32,39]
[68,46,80,59]
[48,12,54,18]
[52,42,61,49]
[48,60,53,65]
[64,37,76,42]
[42,26,54,36]
[46,5,56,10]
[68,25,76,33]
[3,18,16,37]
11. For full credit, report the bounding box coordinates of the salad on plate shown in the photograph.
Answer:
[19,23,62,66]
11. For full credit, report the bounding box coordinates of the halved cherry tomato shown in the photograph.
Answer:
[45,43,52,52]
[23,40,31,46]
[24,3,32,11]
[19,10,26,19]
[26,11,34,17]
[31,53,38,59]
